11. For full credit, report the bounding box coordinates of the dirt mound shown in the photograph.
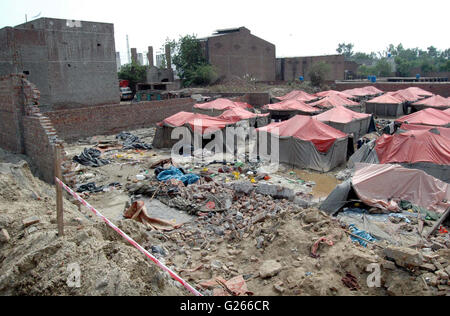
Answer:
[0,153,186,296]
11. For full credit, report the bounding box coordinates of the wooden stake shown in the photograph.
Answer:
[54,144,64,236]
[424,207,450,239]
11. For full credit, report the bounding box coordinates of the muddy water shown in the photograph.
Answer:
[293,169,341,198]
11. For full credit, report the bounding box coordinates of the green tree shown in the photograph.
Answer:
[118,62,147,92]
[308,62,331,87]
[168,34,217,87]
[336,43,354,59]
[374,59,393,77]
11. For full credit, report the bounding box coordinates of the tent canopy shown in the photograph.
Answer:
[399,124,450,139]
[309,94,359,109]
[375,129,450,165]
[367,94,403,104]
[314,105,371,124]
[257,115,347,152]
[159,111,237,134]
[315,90,354,99]
[411,95,450,108]
[276,90,317,102]
[342,86,381,97]
[387,89,421,102]
[404,87,433,97]
[263,99,319,112]
[193,98,253,110]
[218,107,269,121]
[395,108,450,126]
[352,163,449,214]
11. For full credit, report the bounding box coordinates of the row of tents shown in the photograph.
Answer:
[152,87,449,177]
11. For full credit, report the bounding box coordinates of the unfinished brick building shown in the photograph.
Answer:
[0,17,120,111]
[276,54,347,82]
[200,27,276,82]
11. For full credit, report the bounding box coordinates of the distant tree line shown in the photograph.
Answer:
[337,42,450,78]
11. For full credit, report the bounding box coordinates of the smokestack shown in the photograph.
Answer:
[131,48,138,64]
[165,44,171,69]
[147,46,154,67]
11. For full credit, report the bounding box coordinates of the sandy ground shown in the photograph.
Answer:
[0,124,448,296]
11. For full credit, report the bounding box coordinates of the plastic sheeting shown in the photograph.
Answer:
[257,115,348,153]
[399,124,450,138]
[386,89,421,103]
[351,163,450,214]
[404,87,433,97]
[257,132,348,172]
[309,95,360,109]
[218,107,269,127]
[156,166,200,186]
[314,106,374,140]
[411,95,450,110]
[263,99,319,113]
[315,90,354,99]
[375,129,450,165]
[275,90,318,102]
[395,108,450,127]
[193,98,253,116]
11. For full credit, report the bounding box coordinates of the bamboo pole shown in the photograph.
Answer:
[54,144,64,236]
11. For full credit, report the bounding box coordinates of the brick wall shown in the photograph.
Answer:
[0,75,24,153]
[0,74,75,185]
[334,82,450,97]
[46,98,196,141]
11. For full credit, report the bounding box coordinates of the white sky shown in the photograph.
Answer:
[1,0,449,65]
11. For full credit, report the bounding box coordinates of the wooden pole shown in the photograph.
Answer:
[424,207,450,239]
[54,144,64,236]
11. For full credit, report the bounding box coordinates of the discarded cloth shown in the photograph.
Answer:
[399,200,439,221]
[76,182,120,193]
[76,182,104,193]
[348,224,377,247]
[123,201,182,231]
[310,237,334,258]
[116,132,153,150]
[73,148,110,167]
[156,166,200,186]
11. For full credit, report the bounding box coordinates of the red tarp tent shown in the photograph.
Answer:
[158,111,237,134]
[411,95,450,109]
[395,108,450,127]
[342,86,381,97]
[218,107,269,121]
[399,124,450,139]
[375,129,450,165]
[314,105,371,124]
[308,94,360,109]
[315,90,354,99]
[194,98,253,110]
[276,90,317,102]
[263,99,319,113]
[404,87,433,97]
[386,89,421,102]
[258,115,347,152]
[352,163,450,215]
[367,94,403,104]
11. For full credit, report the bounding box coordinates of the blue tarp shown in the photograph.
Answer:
[156,166,200,186]
[348,224,378,247]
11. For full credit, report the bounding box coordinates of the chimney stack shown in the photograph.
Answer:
[147,46,154,67]
[165,44,171,69]
[131,48,138,64]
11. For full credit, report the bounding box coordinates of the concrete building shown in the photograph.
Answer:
[116,52,121,71]
[0,17,120,111]
[200,27,276,82]
[276,54,346,82]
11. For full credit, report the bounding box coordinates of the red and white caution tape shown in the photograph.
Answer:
[55,177,202,296]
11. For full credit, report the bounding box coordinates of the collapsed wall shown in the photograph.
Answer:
[0,74,75,185]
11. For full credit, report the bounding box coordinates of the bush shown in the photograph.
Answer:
[308,62,331,87]
[184,64,218,86]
